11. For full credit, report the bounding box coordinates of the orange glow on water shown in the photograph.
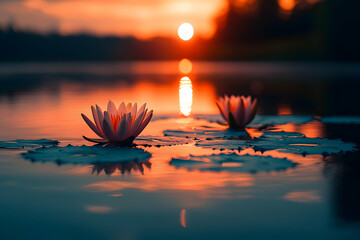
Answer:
[283,191,321,202]
[278,104,292,115]
[180,209,186,228]
[0,77,217,139]
[275,121,325,138]
[179,77,193,117]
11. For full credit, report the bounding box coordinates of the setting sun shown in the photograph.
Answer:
[178,23,194,41]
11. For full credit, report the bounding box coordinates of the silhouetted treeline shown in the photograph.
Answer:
[0,0,359,61]
[212,0,360,61]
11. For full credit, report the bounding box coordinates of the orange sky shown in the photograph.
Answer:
[0,0,227,39]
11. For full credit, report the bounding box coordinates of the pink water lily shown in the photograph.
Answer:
[81,101,153,144]
[216,95,258,130]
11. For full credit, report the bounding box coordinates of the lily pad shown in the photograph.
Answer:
[195,130,356,156]
[134,136,193,147]
[194,131,303,150]
[195,139,248,150]
[193,114,314,127]
[253,135,357,156]
[22,145,151,165]
[0,139,59,149]
[163,128,249,139]
[170,153,297,173]
[261,131,305,138]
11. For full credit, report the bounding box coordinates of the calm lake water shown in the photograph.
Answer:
[0,61,360,239]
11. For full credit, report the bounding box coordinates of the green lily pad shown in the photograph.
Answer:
[22,145,151,165]
[0,139,59,149]
[134,136,193,147]
[170,153,297,173]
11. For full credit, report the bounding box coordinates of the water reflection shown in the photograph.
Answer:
[179,76,193,116]
[274,120,325,138]
[178,58,193,74]
[1,61,360,238]
[180,209,186,228]
[85,205,111,214]
[0,76,217,139]
[278,104,292,115]
[283,190,321,202]
[92,160,151,176]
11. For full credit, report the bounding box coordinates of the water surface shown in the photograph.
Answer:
[0,61,359,239]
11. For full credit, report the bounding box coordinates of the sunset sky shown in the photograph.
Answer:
[0,0,227,39]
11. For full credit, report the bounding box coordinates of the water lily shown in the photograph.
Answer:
[81,101,153,145]
[216,95,257,130]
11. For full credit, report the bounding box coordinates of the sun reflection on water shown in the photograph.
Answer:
[179,76,193,116]
[178,58,193,74]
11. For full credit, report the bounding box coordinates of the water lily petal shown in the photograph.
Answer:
[96,105,104,133]
[138,103,146,115]
[91,106,105,137]
[107,100,117,115]
[123,113,133,139]
[134,110,153,137]
[116,114,128,140]
[140,109,148,125]
[102,117,116,141]
[103,111,116,140]
[82,136,109,143]
[118,102,126,115]
[130,103,137,117]
[129,111,145,137]
[223,97,229,118]
[247,98,258,124]
[239,98,246,126]
[233,102,240,124]
[216,100,227,121]
[81,114,105,139]
[244,98,253,124]
[126,103,132,111]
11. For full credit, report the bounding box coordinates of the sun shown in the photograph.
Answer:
[178,23,194,41]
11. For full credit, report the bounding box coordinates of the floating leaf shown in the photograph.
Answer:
[22,145,151,165]
[170,153,297,173]
[163,128,249,139]
[0,139,59,149]
[253,136,357,156]
[193,114,314,127]
[134,136,193,147]
[195,139,248,150]
[260,131,305,138]
[195,130,356,156]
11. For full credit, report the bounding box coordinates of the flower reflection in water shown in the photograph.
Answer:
[92,160,151,176]
[179,76,193,117]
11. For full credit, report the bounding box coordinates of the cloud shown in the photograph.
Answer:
[0,0,59,32]
[0,0,227,38]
